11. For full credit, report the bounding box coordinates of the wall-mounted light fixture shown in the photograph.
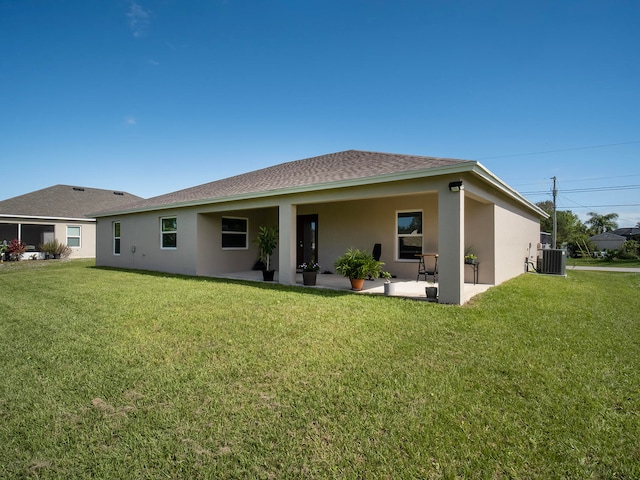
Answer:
[448,180,464,192]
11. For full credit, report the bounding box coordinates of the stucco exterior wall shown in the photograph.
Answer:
[1,217,96,258]
[96,209,198,275]
[196,207,278,276]
[463,198,495,284]
[493,203,540,284]
[299,192,438,280]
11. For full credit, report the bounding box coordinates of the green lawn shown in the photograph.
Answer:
[1,260,638,479]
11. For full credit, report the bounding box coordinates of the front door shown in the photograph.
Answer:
[296,214,318,268]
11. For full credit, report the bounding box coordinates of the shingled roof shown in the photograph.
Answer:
[0,185,143,219]
[99,150,474,215]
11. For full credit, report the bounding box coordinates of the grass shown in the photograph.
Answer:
[1,259,639,479]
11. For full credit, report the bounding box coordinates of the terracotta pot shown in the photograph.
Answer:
[350,278,365,291]
[302,271,317,286]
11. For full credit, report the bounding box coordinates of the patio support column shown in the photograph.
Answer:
[278,202,297,285]
[437,182,464,304]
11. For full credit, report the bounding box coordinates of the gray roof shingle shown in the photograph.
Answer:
[105,150,472,214]
[0,185,143,219]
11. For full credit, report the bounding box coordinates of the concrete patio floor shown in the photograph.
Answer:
[214,271,492,304]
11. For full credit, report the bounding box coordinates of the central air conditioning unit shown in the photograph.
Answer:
[537,248,567,276]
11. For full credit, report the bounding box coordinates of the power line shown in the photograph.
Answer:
[512,172,640,188]
[521,184,640,195]
[557,204,640,208]
[477,140,640,160]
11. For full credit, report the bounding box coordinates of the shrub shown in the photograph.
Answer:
[7,239,27,260]
[40,240,72,259]
[620,240,639,259]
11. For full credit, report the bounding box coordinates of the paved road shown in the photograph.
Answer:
[568,265,640,273]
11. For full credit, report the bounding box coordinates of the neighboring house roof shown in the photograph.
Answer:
[588,232,626,241]
[612,227,640,238]
[0,185,143,220]
[91,150,545,218]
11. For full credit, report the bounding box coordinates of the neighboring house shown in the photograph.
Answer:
[588,231,626,252]
[92,150,547,304]
[611,227,640,241]
[0,185,142,259]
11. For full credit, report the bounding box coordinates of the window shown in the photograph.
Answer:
[113,222,121,255]
[161,217,177,249]
[397,211,423,260]
[66,226,81,247]
[222,217,248,249]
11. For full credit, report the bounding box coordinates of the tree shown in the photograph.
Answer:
[537,201,588,246]
[585,212,619,235]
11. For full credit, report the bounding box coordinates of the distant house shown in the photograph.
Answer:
[611,227,640,241]
[92,150,547,304]
[588,231,626,251]
[0,185,142,259]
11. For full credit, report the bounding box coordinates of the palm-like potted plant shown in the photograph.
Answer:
[254,225,278,281]
[334,247,384,291]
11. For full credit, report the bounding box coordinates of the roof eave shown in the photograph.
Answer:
[0,213,96,222]
[92,160,547,219]
[91,162,480,217]
[470,163,549,218]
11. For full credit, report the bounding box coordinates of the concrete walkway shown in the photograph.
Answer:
[216,270,493,303]
[567,265,640,273]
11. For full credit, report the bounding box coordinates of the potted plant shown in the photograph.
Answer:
[464,247,477,264]
[425,282,438,302]
[464,253,477,264]
[382,271,396,296]
[40,240,72,259]
[299,261,320,286]
[0,243,7,262]
[334,247,384,291]
[254,225,278,281]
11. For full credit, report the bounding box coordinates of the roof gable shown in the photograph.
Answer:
[0,185,143,219]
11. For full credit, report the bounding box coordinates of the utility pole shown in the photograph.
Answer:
[552,176,557,249]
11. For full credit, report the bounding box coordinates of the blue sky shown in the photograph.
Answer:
[1,0,639,226]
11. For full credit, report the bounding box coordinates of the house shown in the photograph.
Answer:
[588,231,626,252]
[611,227,640,242]
[0,185,142,259]
[93,150,547,304]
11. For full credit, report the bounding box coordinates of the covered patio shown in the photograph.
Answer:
[215,270,493,303]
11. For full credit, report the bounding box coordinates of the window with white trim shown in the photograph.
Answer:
[66,226,81,247]
[222,217,248,249]
[113,222,121,255]
[397,211,423,260]
[161,217,177,249]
